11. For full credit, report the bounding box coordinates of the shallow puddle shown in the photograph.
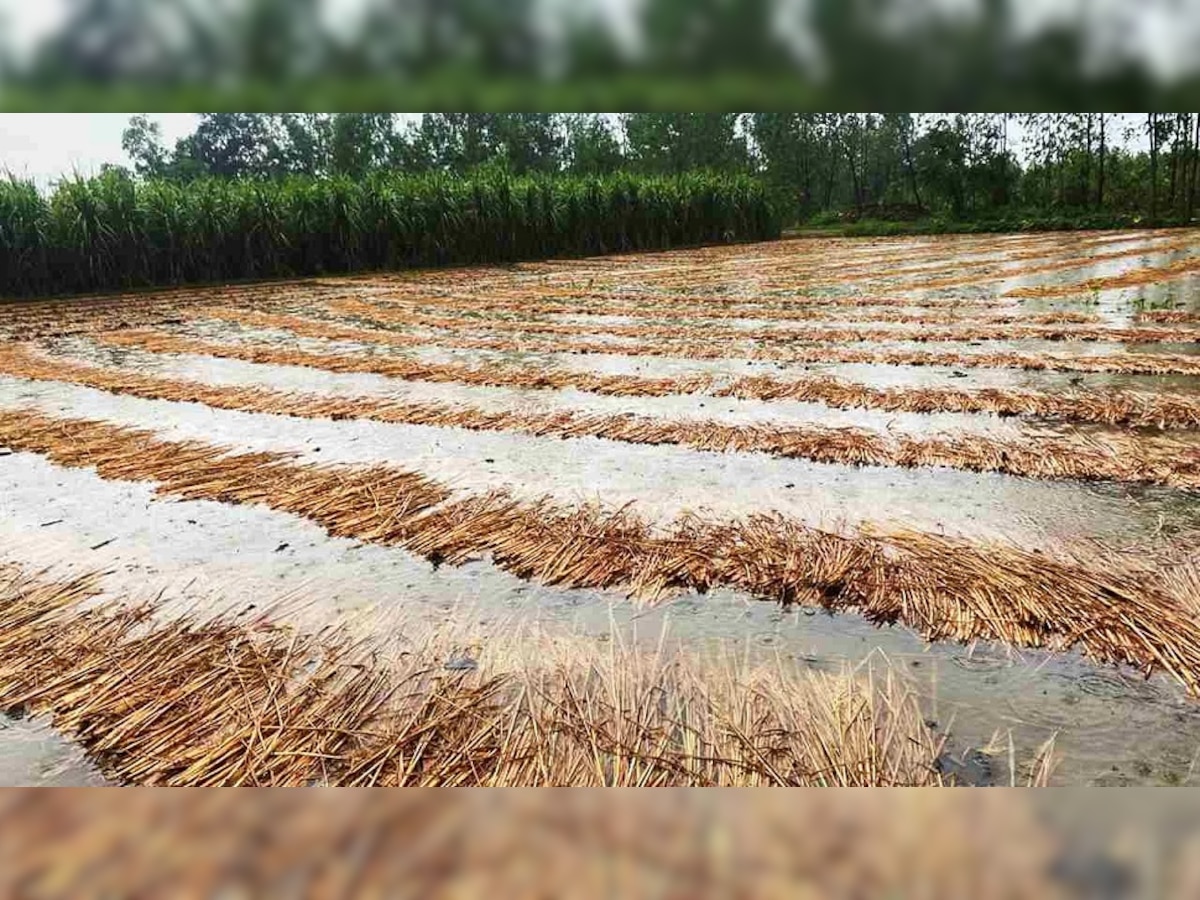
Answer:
[6,228,1200,788]
[0,715,108,786]
[2,450,1198,787]
[3,376,1195,549]
[46,342,1030,441]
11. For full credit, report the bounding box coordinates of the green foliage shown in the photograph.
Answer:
[624,114,750,174]
[0,170,779,298]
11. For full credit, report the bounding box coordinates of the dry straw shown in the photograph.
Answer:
[0,565,944,786]
[886,231,1200,292]
[167,307,1200,376]
[1005,254,1200,298]
[99,322,1200,403]
[1,408,1199,693]
[6,344,1200,489]
[327,295,1200,346]
[323,289,1088,324]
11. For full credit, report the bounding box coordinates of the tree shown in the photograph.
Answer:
[489,114,563,174]
[623,114,748,174]
[121,114,169,177]
[563,115,624,175]
[175,113,281,178]
[329,114,398,178]
[750,114,821,217]
[915,118,968,217]
[1148,113,1162,221]
[277,114,331,176]
[415,114,497,171]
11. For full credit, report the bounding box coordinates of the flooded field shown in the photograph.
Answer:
[3,228,1200,786]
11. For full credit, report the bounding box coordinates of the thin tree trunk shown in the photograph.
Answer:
[1150,113,1159,222]
[1084,114,1093,209]
[1185,113,1195,220]
[1098,114,1106,209]
[904,134,922,211]
[1169,115,1180,215]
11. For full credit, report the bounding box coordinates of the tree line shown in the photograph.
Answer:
[121,113,1200,228]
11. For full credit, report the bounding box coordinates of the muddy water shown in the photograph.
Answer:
[6,228,1200,787]
[45,342,1030,441]
[66,328,1200,421]
[397,342,1200,397]
[993,245,1200,296]
[138,315,1200,401]
[0,715,108,786]
[1,450,1198,787]
[3,376,1196,549]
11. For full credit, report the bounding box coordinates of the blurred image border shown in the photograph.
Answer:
[1,787,1199,896]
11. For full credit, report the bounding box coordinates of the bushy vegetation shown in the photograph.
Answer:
[753,113,1200,229]
[0,169,778,298]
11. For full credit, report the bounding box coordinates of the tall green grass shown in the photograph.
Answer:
[0,170,779,298]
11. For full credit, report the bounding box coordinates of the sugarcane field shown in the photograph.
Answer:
[5,220,1200,788]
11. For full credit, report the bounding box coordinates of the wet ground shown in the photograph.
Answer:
[0,715,108,786]
[4,374,1194,549]
[4,228,1200,785]
[2,449,1198,786]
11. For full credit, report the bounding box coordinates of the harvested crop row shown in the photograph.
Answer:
[541,231,1130,293]
[884,234,1200,292]
[173,308,1200,376]
[1,408,1199,693]
[337,294,1097,327]
[329,296,1200,346]
[1137,310,1200,324]
[7,344,1199,488]
[0,565,942,786]
[77,329,1200,429]
[700,234,1200,294]
[0,281,352,340]
[364,286,1019,313]
[1005,254,1200,298]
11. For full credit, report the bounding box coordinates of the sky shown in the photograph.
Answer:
[0,114,201,184]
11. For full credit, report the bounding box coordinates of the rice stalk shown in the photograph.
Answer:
[6,344,1200,489]
[0,565,943,787]
[1,407,1197,693]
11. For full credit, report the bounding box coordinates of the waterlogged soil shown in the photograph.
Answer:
[990,245,1200,296]
[46,341,1029,441]
[5,229,1200,787]
[3,375,1196,549]
[0,450,1197,788]
[0,714,108,787]
[129,315,1200,404]
[402,343,1200,397]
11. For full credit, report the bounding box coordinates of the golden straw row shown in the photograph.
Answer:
[326,296,1200,346]
[879,233,1200,292]
[1,407,1199,693]
[156,307,1200,376]
[1005,253,1200,298]
[791,230,1191,288]
[332,293,1096,326]
[664,238,1200,295]
[513,231,1177,294]
[349,286,1017,316]
[597,240,1179,295]
[0,565,941,786]
[6,344,1199,488]
[92,326,1200,422]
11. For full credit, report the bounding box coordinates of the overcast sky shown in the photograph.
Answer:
[0,114,201,184]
